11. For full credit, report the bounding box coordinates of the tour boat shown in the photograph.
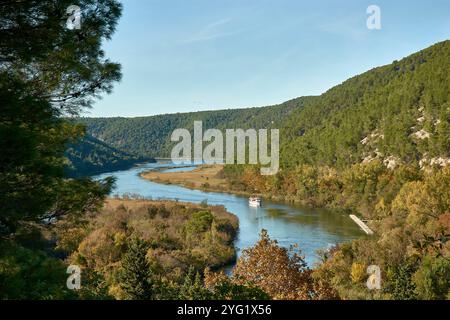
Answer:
[248,197,262,207]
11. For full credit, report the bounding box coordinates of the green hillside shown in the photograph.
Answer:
[79,42,450,169]
[77,98,312,158]
[65,135,152,177]
[221,40,450,212]
[281,41,450,169]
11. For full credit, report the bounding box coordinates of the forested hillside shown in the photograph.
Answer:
[281,40,450,169]
[78,98,311,158]
[80,42,450,169]
[65,135,152,177]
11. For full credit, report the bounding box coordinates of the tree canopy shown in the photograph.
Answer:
[0,0,122,298]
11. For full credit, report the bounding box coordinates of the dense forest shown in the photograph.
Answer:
[281,41,450,169]
[77,98,309,158]
[65,134,153,177]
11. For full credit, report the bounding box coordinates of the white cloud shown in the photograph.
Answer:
[182,18,237,43]
[317,15,368,40]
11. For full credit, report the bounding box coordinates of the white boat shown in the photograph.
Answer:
[248,197,262,207]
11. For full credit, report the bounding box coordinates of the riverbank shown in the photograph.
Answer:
[140,164,269,198]
[94,161,364,268]
[139,164,375,234]
[141,164,228,190]
[140,164,313,203]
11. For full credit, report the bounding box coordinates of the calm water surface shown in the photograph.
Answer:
[94,162,363,266]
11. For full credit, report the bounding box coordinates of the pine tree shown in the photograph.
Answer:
[178,266,210,300]
[0,0,122,299]
[119,237,153,300]
[0,0,122,235]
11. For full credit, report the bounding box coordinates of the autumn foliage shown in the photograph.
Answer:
[207,230,339,300]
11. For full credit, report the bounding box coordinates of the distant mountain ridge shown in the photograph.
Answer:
[73,40,450,172]
[65,135,153,177]
[77,98,311,158]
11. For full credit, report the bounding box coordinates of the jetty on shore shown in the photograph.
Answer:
[349,215,374,235]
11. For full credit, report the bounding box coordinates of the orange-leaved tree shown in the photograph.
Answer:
[228,230,339,300]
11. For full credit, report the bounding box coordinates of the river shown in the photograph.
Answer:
[93,161,363,267]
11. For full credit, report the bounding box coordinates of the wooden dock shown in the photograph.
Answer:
[349,215,374,235]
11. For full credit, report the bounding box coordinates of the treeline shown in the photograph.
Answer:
[65,134,153,177]
[0,0,124,299]
[77,98,308,158]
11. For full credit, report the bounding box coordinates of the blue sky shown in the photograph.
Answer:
[87,0,450,117]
